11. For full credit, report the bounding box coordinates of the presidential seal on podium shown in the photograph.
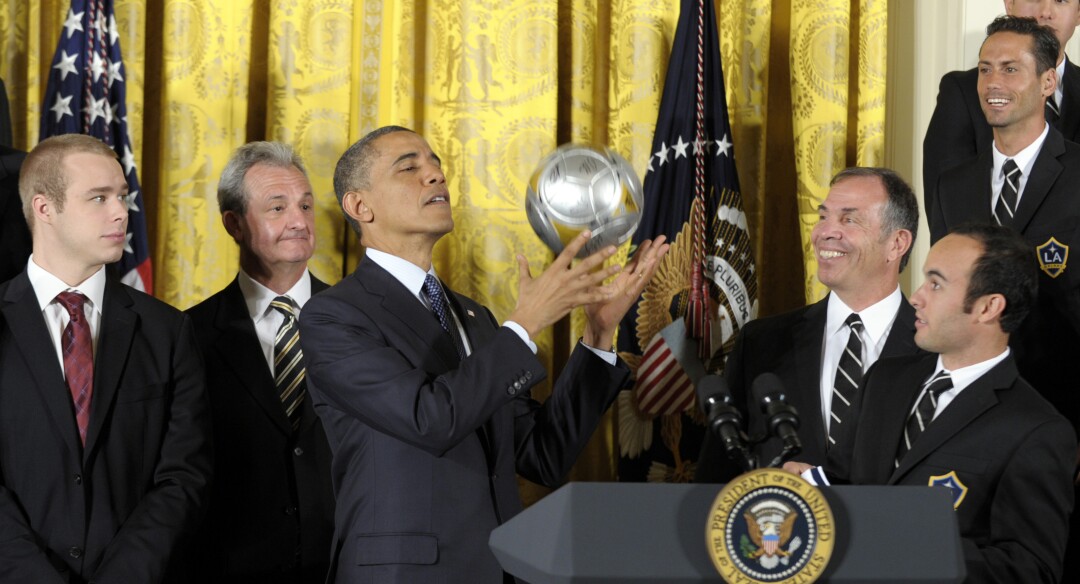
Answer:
[705,469,835,583]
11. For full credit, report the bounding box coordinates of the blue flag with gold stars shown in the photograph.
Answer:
[41,0,152,293]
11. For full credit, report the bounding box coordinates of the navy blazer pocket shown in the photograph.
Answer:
[355,533,438,565]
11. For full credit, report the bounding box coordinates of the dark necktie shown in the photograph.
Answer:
[895,371,953,466]
[994,159,1020,227]
[422,274,465,359]
[827,313,863,453]
[1047,94,1061,126]
[270,296,305,431]
[57,291,94,445]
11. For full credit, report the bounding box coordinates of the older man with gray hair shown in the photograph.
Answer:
[186,141,334,583]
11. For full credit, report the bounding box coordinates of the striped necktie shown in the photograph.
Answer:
[994,159,1020,227]
[270,296,305,431]
[827,314,863,449]
[895,370,953,467]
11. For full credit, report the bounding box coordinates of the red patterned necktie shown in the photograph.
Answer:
[56,291,94,446]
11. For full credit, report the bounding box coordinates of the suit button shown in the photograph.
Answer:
[293,447,304,456]
[513,381,522,390]
[74,474,82,485]
[284,506,297,515]
[525,371,533,380]
[69,547,82,559]
[506,386,516,395]
[491,473,498,481]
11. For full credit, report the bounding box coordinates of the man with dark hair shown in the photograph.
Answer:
[923,1,1080,209]
[696,167,922,482]
[930,20,1080,573]
[788,223,1076,583]
[186,141,334,583]
[0,134,211,582]
[300,126,669,583]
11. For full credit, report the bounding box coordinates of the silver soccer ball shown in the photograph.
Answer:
[525,144,644,258]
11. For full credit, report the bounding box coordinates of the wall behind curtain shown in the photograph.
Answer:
[0,0,886,491]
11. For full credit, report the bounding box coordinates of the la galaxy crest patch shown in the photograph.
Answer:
[1036,237,1068,279]
[706,469,834,583]
[928,471,969,509]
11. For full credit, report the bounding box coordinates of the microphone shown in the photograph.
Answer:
[696,374,755,472]
[751,372,802,467]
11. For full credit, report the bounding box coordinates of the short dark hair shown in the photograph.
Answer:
[984,16,1060,75]
[830,167,919,271]
[333,125,414,235]
[952,223,1037,334]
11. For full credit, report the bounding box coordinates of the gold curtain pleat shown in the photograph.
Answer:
[0,0,886,486]
[791,0,887,303]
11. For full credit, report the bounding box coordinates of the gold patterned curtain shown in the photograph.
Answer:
[0,0,886,489]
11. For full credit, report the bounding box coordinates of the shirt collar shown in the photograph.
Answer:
[364,248,440,299]
[237,268,312,322]
[932,348,1011,393]
[826,286,903,345]
[26,256,107,316]
[992,122,1049,179]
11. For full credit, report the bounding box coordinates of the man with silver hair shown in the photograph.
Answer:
[187,141,334,583]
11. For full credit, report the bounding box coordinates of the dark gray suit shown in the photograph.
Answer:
[695,294,921,483]
[850,353,1075,583]
[298,258,630,583]
[0,272,212,583]
[186,274,334,583]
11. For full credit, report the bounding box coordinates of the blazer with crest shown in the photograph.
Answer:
[931,126,1080,431]
[0,272,212,583]
[297,257,630,584]
[695,294,921,483]
[849,353,1075,584]
[922,59,1080,210]
[185,273,334,583]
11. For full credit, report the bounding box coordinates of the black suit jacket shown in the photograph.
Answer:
[923,59,1080,209]
[931,127,1080,430]
[298,258,630,584]
[695,294,920,483]
[186,273,334,583]
[0,272,212,583]
[0,145,30,284]
[850,353,1075,583]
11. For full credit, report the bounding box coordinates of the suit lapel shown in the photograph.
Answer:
[1012,129,1065,233]
[1058,59,1080,139]
[890,358,1012,484]
[85,278,137,456]
[793,298,827,446]
[1,273,81,456]
[874,356,938,484]
[215,278,292,434]
[355,260,459,370]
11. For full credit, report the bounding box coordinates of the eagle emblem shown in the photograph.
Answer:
[742,500,803,569]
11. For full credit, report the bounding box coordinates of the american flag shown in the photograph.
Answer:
[617,0,757,482]
[41,0,152,293]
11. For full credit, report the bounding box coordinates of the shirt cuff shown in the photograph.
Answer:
[579,338,618,366]
[801,466,831,487]
[503,321,538,354]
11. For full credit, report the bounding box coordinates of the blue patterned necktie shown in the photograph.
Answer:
[422,274,465,358]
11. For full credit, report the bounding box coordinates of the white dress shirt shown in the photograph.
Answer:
[909,349,1010,421]
[26,257,107,376]
[991,123,1048,213]
[237,268,313,373]
[818,287,903,432]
